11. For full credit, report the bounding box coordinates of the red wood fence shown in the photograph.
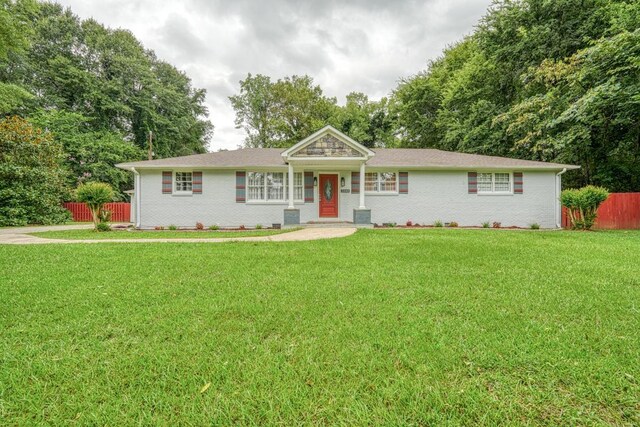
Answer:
[63,202,131,222]
[562,193,640,229]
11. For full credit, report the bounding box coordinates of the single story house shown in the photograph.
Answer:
[116,125,579,229]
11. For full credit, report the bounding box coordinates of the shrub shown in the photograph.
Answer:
[76,182,114,230]
[96,222,111,232]
[195,222,204,230]
[482,221,490,228]
[530,223,540,230]
[239,225,246,230]
[168,224,177,230]
[209,224,219,231]
[448,221,458,227]
[406,220,413,227]
[492,222,501,228]
[154,226,165,230]
[434,220,443,227]
[0,116,71,226]
[256,224,263,229]
[561,186,609,230]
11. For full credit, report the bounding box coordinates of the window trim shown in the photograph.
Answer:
[476,171,514,195]
[173,170,193,195]
[245,171,305,204]
[364,171,399,195]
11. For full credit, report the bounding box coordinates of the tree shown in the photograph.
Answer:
[0,0,36,113]
[0,116,70,226]
[561,186,609,230]
[0,2,213,156]
[389,0,640,190]
[230,74,337,148]
[331,92,396,148]
[76,182,114,229]
[229,74,276,148]
[498,29,640,191]
[30,110,144,199]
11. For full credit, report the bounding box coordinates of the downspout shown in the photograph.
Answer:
[131,167,141,229]
[555,168,567,228]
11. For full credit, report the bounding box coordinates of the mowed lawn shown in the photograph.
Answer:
[1,229,639,425]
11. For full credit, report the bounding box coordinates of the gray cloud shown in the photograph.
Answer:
[56,0,492,150]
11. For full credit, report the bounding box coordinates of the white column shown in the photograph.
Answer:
[359,162,366,209]
[288,163,295,209]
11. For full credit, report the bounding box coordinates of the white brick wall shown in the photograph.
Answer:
[137,169,559,228]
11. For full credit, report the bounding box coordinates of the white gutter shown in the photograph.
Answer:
[555,168,567,228]
[131,167,141,229]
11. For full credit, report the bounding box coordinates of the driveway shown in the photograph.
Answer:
[0,224,357,244]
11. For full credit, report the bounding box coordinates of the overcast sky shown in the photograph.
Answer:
[55,0,492,151]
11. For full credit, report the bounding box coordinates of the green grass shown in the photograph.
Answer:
[28,228,294,240]
[1,229,639,425]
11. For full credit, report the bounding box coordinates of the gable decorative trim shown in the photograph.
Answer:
[281,125,375,161]
[291,134,362,158]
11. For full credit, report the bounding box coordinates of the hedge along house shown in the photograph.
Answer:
[116,126,579,229]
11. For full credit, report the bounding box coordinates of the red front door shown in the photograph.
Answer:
[319,174,339,218]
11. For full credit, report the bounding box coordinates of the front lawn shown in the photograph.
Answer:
[29,228,294,240]
[1,229,638,425]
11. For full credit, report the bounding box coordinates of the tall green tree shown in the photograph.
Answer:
[331,92,396,148]
[0,2,212,156]
[0,0,35,113]
[30,110,144,199]
[230,74,337,148]
[390,0,640,190]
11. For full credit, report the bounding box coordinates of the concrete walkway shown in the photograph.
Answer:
[0,224,357,244]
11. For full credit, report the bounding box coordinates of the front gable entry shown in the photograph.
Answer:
[281,125,374,161]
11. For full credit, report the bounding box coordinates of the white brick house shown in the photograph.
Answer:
[116,126,579,229]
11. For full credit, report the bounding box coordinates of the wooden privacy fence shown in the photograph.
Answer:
[63,202,131,222]
[562,193,640,229]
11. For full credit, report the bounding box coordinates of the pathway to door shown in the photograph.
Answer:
[0,224,357,244]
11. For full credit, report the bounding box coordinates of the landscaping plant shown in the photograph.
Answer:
[195,222,204,230]
[448,221,458,227]
[482,221,490,228]
[561,186,609,230]
[75,182,114,230]
[434,220,443,227]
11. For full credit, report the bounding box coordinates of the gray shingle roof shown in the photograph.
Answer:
[116,148,578,170]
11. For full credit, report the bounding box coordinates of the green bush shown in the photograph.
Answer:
[481,221,490,228]
[434,220,443,227]
[208,224,219,231]
[256,224,263,229]
[0,116,71,226]
[96,222,111,232]
[561,186,609,230]
[76,182,114,230]
[530,223,540,230]
[168,224,177,230]
[448,221,458,227]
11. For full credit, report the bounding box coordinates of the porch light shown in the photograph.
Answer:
[341,177,345,187]
[313,176,318,186]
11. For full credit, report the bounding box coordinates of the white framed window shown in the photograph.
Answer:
[365,172,397,193]
[247,172,265,200]
[477,172,512,194]
[174,171,193,193]
[292,172,303,201]
[246,171,303,202]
